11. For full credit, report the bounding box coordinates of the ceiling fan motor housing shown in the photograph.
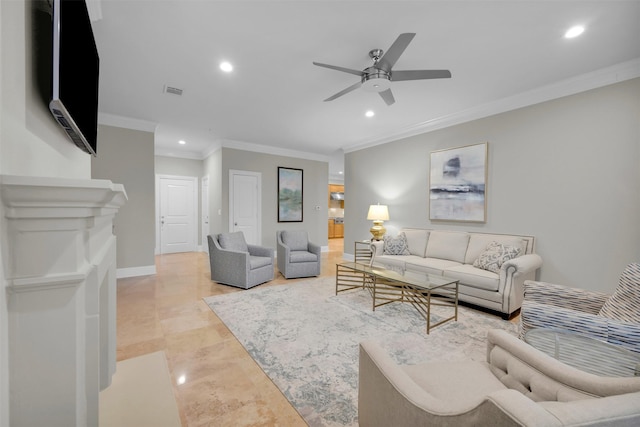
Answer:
[361,67,391,92]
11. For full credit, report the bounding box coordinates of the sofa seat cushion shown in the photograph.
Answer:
[403,360,506,410]
[445,264,500,291]
[281,230,309,251]
[250,255,272,270]
[405,257,461,276]
[373,255,410,271]
[289,250,318,263]
[425,231,470,263]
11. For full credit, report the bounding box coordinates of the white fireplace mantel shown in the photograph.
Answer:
[1,175,127,427]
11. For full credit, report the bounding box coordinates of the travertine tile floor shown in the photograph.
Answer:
[115,238,346,426]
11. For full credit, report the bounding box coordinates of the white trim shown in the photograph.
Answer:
[116,265,157,279]
[221,139,330,163]
[98,113,157,133]
[343,58,640,154]
[154,149,205,160]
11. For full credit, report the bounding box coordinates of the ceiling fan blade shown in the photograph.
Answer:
[392,69,452,81]
[377,33,416,72]
[379,88,395,106]
[313,62,363,77]
[324,81,363,102]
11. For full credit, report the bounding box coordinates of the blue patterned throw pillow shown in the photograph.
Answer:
[383,233,410,255]
[473,241,521,273]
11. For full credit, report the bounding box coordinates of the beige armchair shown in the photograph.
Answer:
[359,329,640,427]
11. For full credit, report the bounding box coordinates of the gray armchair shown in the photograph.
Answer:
[276,230,321,279]
[207,232,274,289]
[359,329,640,427]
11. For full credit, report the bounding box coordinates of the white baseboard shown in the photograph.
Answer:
[117,265,156,279]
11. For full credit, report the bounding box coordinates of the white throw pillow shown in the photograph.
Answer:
[383,233,410,255]
[473,241,521,274]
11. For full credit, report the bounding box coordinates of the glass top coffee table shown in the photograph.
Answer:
[524,327,640,377]
[336,261,458,334]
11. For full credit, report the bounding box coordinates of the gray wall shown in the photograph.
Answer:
[155,155,204,245]
[92,125,156,269]
[219,148,329,248]
[346,78,640,294]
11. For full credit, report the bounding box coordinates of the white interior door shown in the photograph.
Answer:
[229,170,261,245]
[158,176,197,254]
[201,175,210,253]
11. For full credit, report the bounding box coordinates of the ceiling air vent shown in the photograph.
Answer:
[164,85,183,96]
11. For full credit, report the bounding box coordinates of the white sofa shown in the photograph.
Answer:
[370,228,543,318]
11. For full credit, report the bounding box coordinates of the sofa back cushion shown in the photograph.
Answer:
[401,229,429,257]
[465,234,526,265]
[281,230,309,251]
[218,232,248,252]
[425,231,469,263]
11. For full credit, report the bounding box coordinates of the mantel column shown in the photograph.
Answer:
[1,175,127,427]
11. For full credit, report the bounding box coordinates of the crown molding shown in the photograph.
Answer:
[221,139,330,163]
[343,58,640,154]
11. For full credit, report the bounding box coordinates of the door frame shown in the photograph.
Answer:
[155,174,199,254]
[201,174,210,253]
[228,169,262,245]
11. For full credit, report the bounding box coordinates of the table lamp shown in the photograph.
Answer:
[367,204,389,240]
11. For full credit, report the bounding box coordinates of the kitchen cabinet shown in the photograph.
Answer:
[334,222,344,238]
[328,219,335,238]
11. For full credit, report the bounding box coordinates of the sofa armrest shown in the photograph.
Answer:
[523,280,610,313]
[485,389,562,427]
[248,244,274,259]
[308,241,322,257]
[501,253,542,276]
[370,241,384,257]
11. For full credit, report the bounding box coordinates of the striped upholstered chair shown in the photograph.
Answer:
[520,263,640,354]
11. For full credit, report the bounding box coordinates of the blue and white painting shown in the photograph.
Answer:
[429,142,487,222]
[278,167,303,222]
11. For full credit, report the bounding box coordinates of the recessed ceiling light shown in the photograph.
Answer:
[565,25,585,39]
[220,61,233,72]
[365,110,375,118]
[178,140,186,145]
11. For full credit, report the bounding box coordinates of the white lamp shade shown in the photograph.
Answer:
[367,204,389,221]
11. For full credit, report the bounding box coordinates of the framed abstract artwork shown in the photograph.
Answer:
[278,167,303,222]
[429,142,488,222]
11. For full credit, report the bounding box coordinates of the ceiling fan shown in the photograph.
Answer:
[313,33,451,106]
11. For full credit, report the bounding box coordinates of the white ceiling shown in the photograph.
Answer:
[91,1,640,175]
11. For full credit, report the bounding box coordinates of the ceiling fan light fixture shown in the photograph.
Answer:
[361,68,391,92]
[365,110,375,118]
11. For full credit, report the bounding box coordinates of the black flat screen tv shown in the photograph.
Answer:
[49,0,100,156]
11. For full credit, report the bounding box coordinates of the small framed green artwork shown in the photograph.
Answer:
[278,167,303,222]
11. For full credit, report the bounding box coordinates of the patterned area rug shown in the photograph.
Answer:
[204,276,518,427]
